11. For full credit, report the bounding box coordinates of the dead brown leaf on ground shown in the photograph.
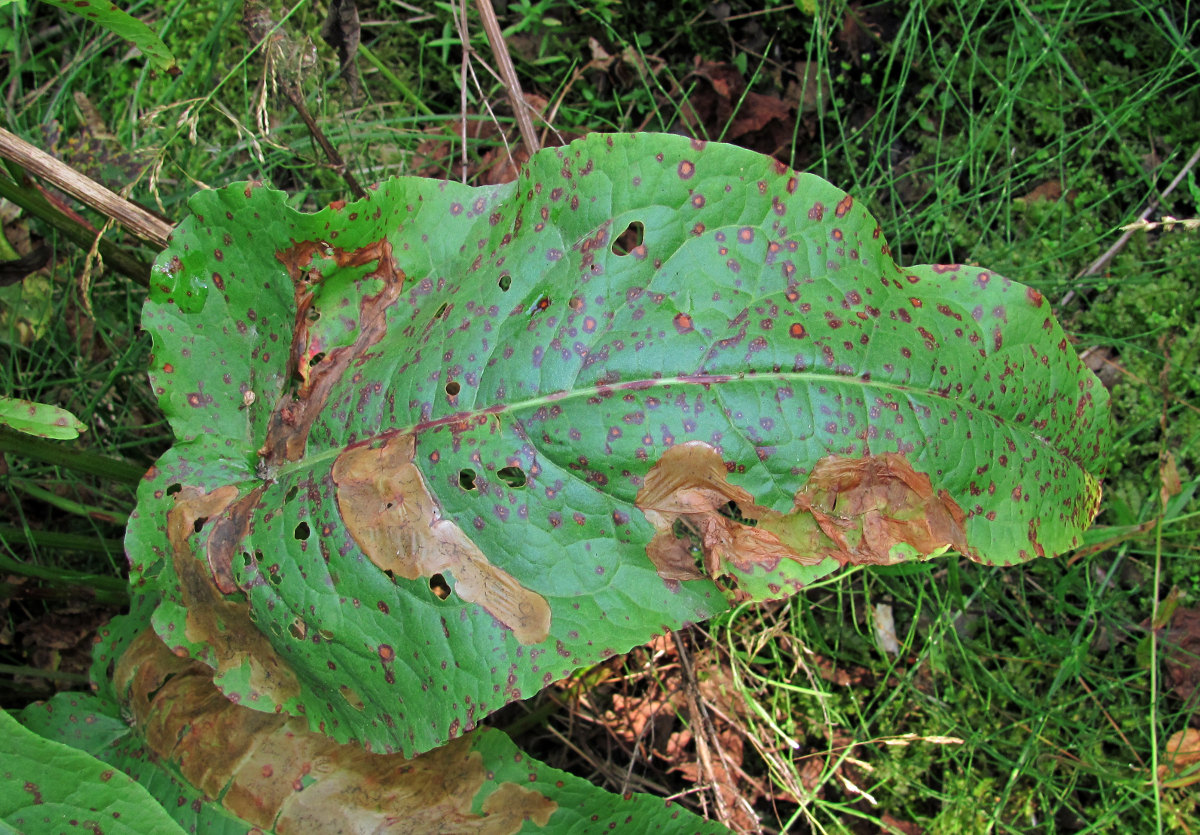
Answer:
[1158,727,1200,784]
[880,812,926,835]
[14,602,113,691]
[411,95,577,186]
[1160,606,1200,713]
[679,59,798,161]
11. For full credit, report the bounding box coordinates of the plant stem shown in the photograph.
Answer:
[0,427,146,485]
[0,164,153,287]
[0,525,124,556]
[0,127,173,247]
[0,663,92,685]
[475,0,540,155]
[8,479,129,526]
[0,570,127,607]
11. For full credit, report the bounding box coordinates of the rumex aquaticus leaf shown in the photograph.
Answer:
[2,701,189,835]
[132,133,1110,756]
[23,623,728,835]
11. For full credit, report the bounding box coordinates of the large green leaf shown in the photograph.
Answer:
[2,704,189,835]
[132,133,1109,755]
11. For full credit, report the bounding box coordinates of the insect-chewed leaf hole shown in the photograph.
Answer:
[285,485,299,502]
[445,380,461,397]
[253,549,264,563]
[717,500,756,526]
[459,468,477,490]
[165,483,182,496]
[294,521,310,540]
[498,273,511,291]
[192,516,208,533]
[612,220,644,255]
[497,465,527,488]
[433,302,450,320]
[308,352,325,367]
[428,573,451,599]
[268,572,282,585]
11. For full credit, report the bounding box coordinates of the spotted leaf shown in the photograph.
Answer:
[20,622,727,835]
[133,133,1110,757]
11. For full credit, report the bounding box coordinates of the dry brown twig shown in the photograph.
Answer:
[1059,142,1200,307]
[0,126,173,248]
[474,0,541,157]
[242,0,366,201]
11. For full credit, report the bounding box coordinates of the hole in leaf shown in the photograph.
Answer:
[459,468,477,490]
[166,483,182,496]
[253,549,263,563]
[241,551,252,567]
[269,572,281,585]
[146,672,177,702]
[319,628,334,641]
[309,352,326,367]
[612,221,644,255]
[429,573,451,599]
[287,619,306,639]
[716,501,756,526]
[498,273,511,291]
[433,302,449,320]
[445,380,461,397]
[285,485,299,502]
[497,465,527,488]
[672,518,705,569]
[294,521,310,540]
[192,516,208,533]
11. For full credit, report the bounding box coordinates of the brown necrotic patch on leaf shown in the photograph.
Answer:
[780,453,970,565]
[332,433,551,644]
[636,443,970,594]
[635,442,826,583]
[166,485,301,705]
[115,629,558,833]
[258,237,406,469]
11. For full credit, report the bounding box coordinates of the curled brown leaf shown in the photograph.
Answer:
[635,443,970,590]
[116,630,558,832]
